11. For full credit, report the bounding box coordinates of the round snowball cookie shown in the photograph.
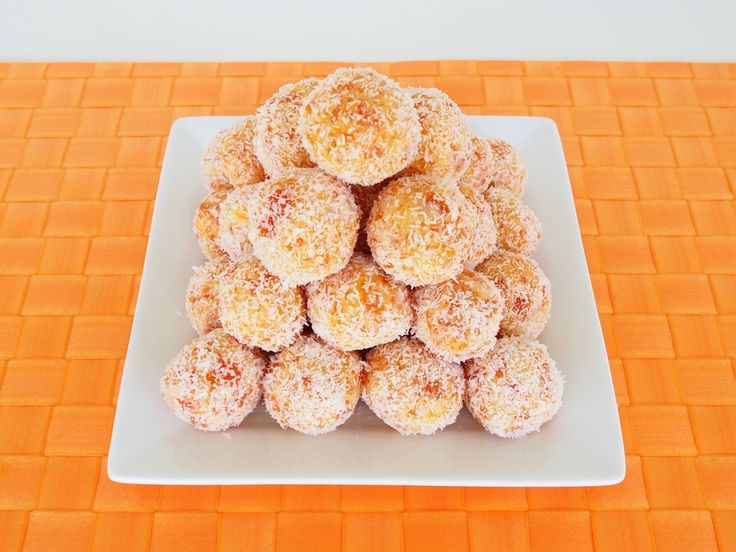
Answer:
[476,250,551,339]
[201,129,234,193]
[194,190,228,261]
[487,139,527,197]
[218,255,306,352]
[263,335,363,435]
[400,87,473,182]
[484,188,541,255]
[161,330,266,431]
[363,337,464,435]
[352,181,386,253]
[254,78,320,176]
[201,116,265,192]
[367,175,476,286]
[247,168,359,287]
[186,261,227,335]
[217,187,255,261]
[307,253,413,351]
[299,67,420,186]
[413,269,503,362]
[463,188,497,269]
[465,336,563,438]
[458,136,495,196]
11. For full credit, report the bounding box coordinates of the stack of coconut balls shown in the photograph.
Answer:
[161,67,564,439]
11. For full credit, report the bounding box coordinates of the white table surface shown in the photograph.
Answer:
[1,0,735,62]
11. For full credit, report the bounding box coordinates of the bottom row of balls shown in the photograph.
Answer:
[161,331,563,438]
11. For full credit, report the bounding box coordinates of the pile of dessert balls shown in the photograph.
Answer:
[161,67,564,439]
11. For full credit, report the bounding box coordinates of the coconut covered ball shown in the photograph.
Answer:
[465,336,563,438]
[487,139,527,197]
[463,188,497,269]
[400,87,473,182]
[363,337,464,435]
[193,190,228,261]
[254,78,320,176]
[352,181,386,253]
[201,116,265,192]
[263,335,363,435]
[367,175,476,286]
[247,168,359,287]
[161,330,266,431]
[217,187,255,261]
[476,250,551,339]
[218,255,306,352]
[484,188,542,255]
[186,261,227,335]
[299,67,420,186]
[413,269,503,362]
[458,136,495,196]
[307,253,413,351]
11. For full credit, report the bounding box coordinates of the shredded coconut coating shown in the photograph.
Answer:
[413,269,503,362]
[255,78,320,176]
[217,186,257,261]
[201,117,265,192]
[160,330,266,431]
[458,136,496,196]
[247,168,359,287]
[463,188,497,269]
[476,251,551,339]
[201,129,234,193]
[367,175,476,287]
[465,336,563,438]
[352,181,386,253]
[307,253,413,351]
[484,188,542,255]
[299,67,421,186]
[399,87,473,182]
[186,261,227,335]
[487,139,527,197]
[218,255,306,352]
[193,190,228,261]
[263,335,363,435]
[363,337,464,435]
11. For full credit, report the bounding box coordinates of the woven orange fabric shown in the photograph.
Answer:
[0,60,735,551]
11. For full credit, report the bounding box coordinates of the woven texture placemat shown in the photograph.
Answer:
[0,60,735,551]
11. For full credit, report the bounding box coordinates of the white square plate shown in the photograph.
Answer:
[108,116,624,486]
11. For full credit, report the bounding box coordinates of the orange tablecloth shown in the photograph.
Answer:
[0,61,735,551]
